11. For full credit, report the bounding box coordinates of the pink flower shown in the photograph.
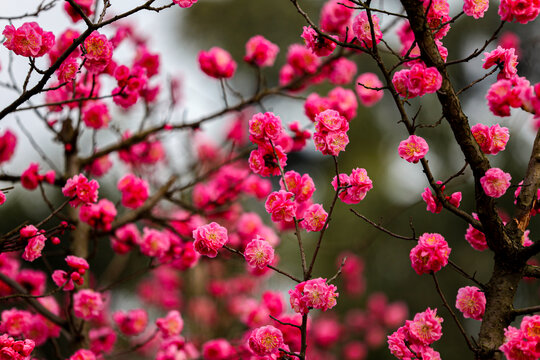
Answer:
[73,289,103,320]
[455,286,486,321]
[483,46,518,80]
[465,213,488,251]
[52,270,74,291]
[113,309,148,336]
[117,174,149,209]
[248,325,284,356]
[82,101,110,129]
[173,0,198,8]
[398,135,429,163]
[463,0,489,19]
[202,339,235,360]
[352,11,382,48]
[62,174,99,207]
[65,255,89,274]
[20,226,47,262]
[85,155,113,177]
[244,237,275,269]
[64,0,94,22]
[392,64,442,98]
[156,310,184,338]
[249,112,283,144]
[79,199,117,231]
[68,349,96,360]
[355,72,384,107]
[410,233,451,275]
[421,182,462,214]
[300,203,328,232]
[89,327,116,354]
[244,35,279,67]
[0,129,17,163]
[83,31,113,73]
[57,56,79,83]
[407,308,443,345]
[301,26,336,57]
[280,171,315,203]
[332,168,373,204]
[314,109,350,156]
[286,44,321,76]
[110,223,140,254]
[480,168,511,198]
[326,58,357,85]
[2,22,55,57]
[500,326,538,360]
[20,163,41,190]
[192,222,228,258]
[139,228,170,258]
[265,190,297,223]
[499,0,540,24]
[289,278,338,315]
[198,47,237,79]
[320,0,355,37]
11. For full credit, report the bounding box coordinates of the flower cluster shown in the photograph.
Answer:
[20,163,55,190]
[244,35,279,67]
[471,123,509,155]
[192,222,228,258]
[301,203,328,232]
[480,168,511,198]
[64,0,94,22]
[500,315,540,360]
[397,135,429,163]
[289,278,338,315]
[486,76,531,117]
[301,26,336,57]
[498,0,540,24]
[313,109,350,156]
[421,0,451,39]
[421,181,462,214]
[0,334,35,360]
[280,44,321,86]
[319,0,354,39]
[409,233,451,275]
[387,308,443,360]
[3,22,55,58]
[265,190,297,223]
[352,11,382,48]
[62,174,99,207]
[455,286,486,321]
[112,65,149,108]
[247,112,289,177]
[198,47,237,79]
[304,87,358,121]
[83,31,113,73]
[392,63,442,99]
[20,225,47,262]
[463,0,489,19]
[79,199,117,231]
[113,309,148,336]
[248,325,284,356]
[117,174,149,209]
[332,168,373,204]
[483,46,519,80]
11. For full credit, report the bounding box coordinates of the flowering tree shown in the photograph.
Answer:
[0,0,540,360]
